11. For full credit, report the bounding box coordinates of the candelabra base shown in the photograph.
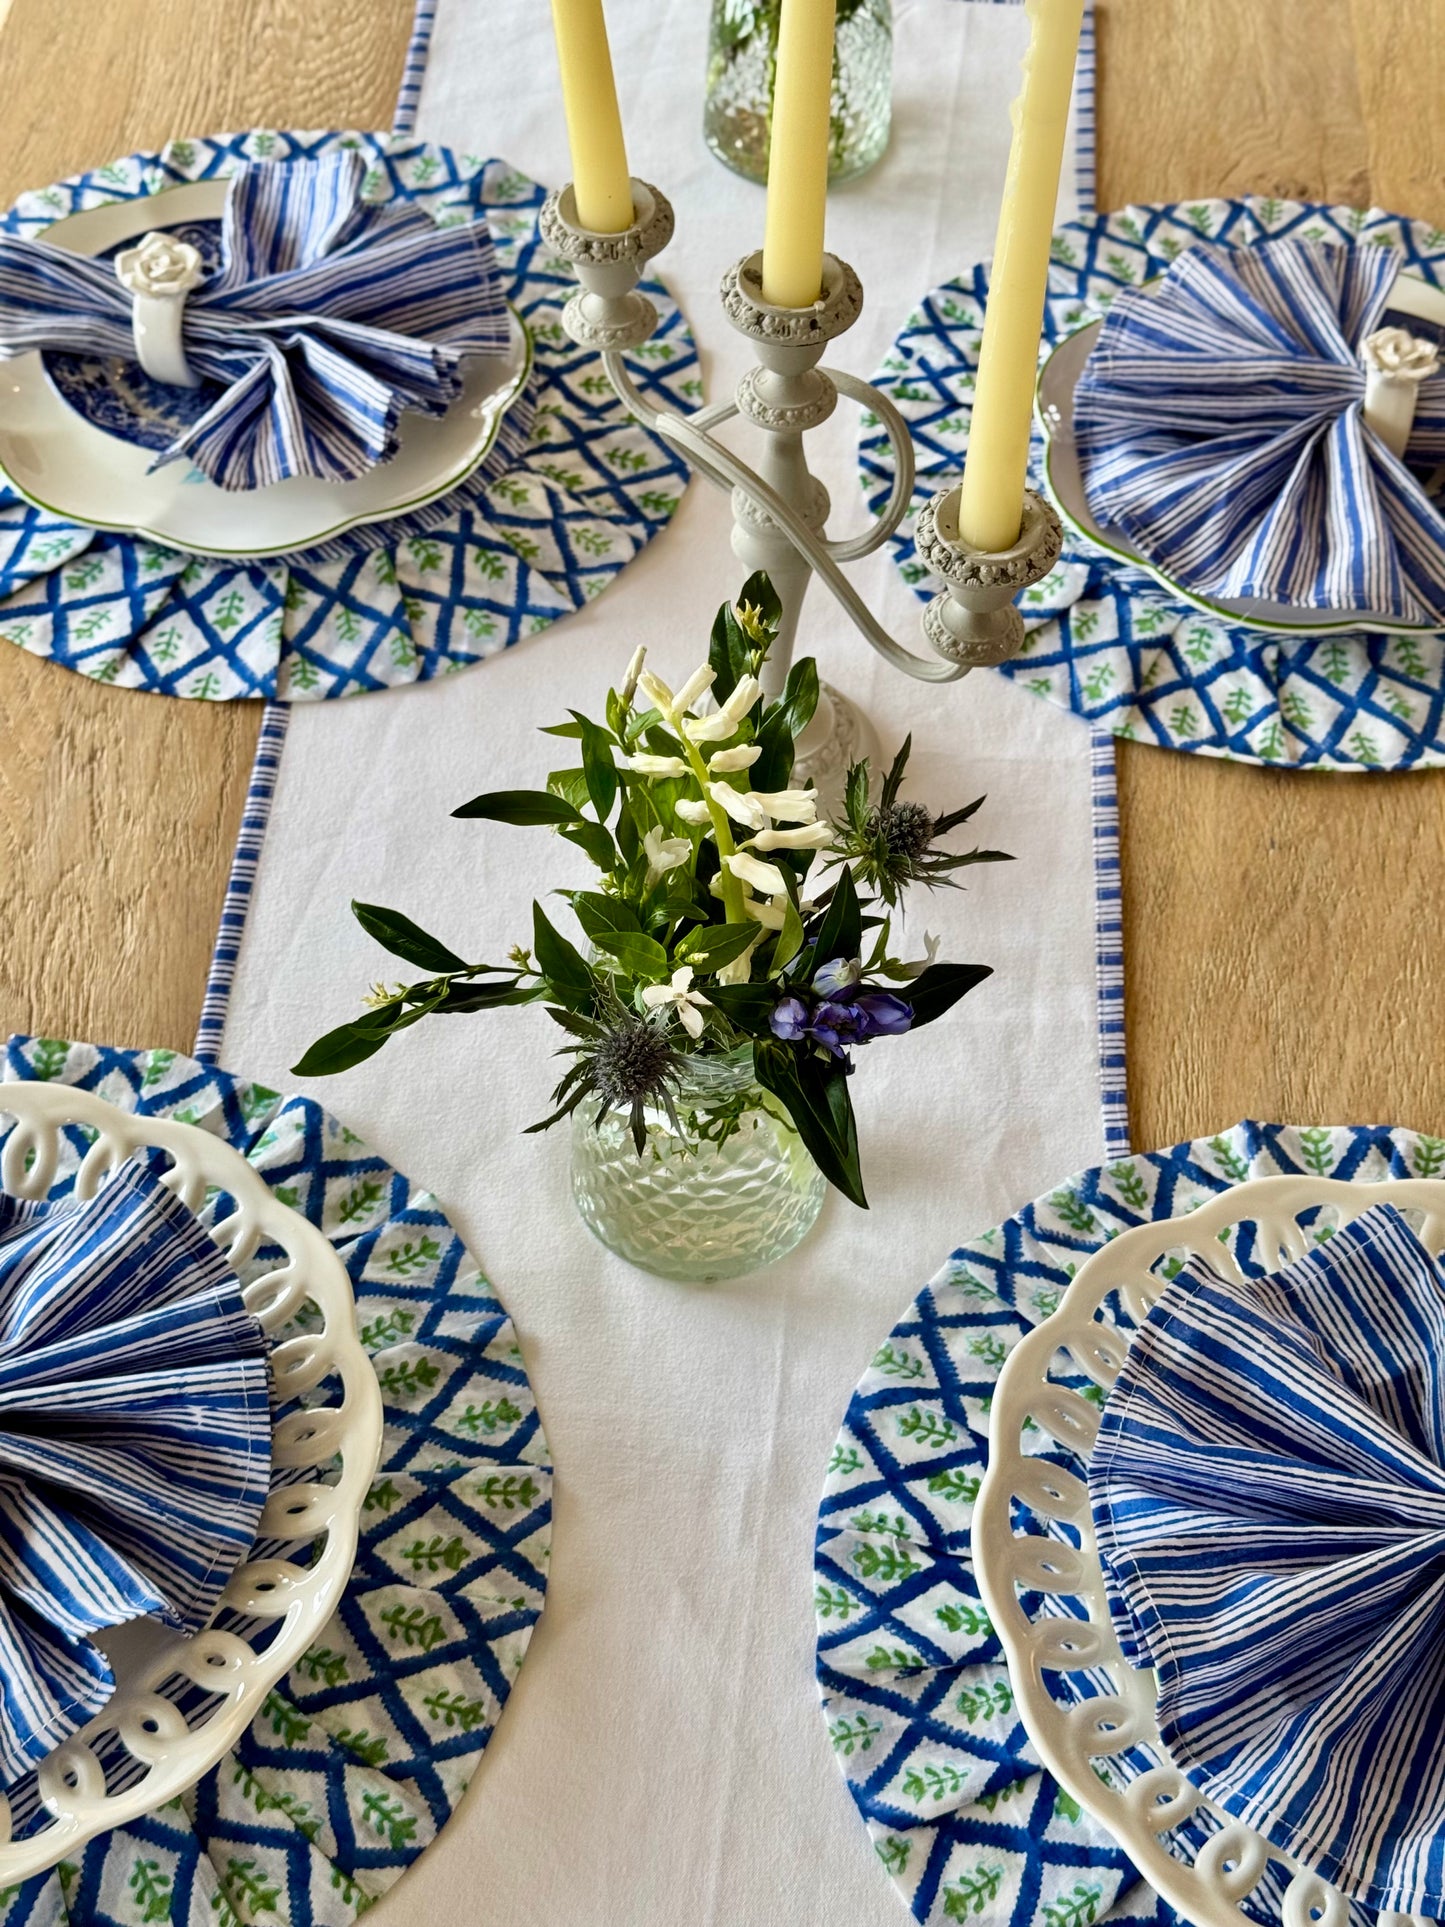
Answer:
[793,683,880,813]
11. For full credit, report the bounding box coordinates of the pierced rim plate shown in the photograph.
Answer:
[0,178,532,559]
[974,1170,1445,1927]
[0,1081,383,1882]
[1035,273,1445,640]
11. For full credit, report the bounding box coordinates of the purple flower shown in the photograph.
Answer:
[769,996,810,1042]
[813,955,863,999]
[855,992,913,1037]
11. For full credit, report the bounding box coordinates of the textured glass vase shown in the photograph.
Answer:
[571,1047,826,1282]
[703,0,892,187]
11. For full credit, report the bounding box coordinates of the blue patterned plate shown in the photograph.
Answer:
[2,176,533,558]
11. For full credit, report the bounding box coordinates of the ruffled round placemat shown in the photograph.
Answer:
[0,1032,549,1924]
[814,1119,1445,1927]
[0,130,697,700]
[862,197,1445,770]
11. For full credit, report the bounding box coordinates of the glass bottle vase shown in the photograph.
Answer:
[703,0,893,188]
[571,1046,826,1282]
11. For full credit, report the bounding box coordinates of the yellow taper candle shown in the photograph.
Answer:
[549,0,635,234]
[957,0,1084,552]
[760,0,838,309]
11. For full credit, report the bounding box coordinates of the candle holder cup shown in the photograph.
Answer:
[540,175,1065,795]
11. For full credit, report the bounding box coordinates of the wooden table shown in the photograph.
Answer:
[0,0,1441,1149]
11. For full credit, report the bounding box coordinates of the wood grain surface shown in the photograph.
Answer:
[0,0,1441,1148]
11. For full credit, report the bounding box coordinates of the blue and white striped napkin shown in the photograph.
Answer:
[1090,1202,1445,1914]
[1074,237,1445,623]
[0,1160,270,1784]
[0,148,510,489]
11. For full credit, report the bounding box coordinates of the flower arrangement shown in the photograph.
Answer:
[294,577,1007,1209]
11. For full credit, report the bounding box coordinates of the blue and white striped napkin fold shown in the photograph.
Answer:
[0,1160,270,1785]
[1074,238,1445,622]
[0,148,510,489]
[1090,1202,1445,1914]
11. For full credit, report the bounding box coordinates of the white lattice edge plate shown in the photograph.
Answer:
[0,1081,383,1880]
[0,178,532,558]
[974,1172,1445,1927]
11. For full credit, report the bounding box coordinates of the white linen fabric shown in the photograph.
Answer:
[219,3,1102,1922]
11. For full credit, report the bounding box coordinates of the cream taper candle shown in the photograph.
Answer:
[550,0,635,234]
[760,0,838,309]
[956,0,1084,553]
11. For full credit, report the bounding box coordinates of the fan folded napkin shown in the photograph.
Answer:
[0,1160,270,1784]
[1073,237,1445,622]
[0,149,510,490]
[1089,1202,1445,1913]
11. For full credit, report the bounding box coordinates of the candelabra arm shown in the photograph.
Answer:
[657,412,966,683]
[814,370,915,565]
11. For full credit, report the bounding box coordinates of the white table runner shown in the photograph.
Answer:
[217,4,1107,1920]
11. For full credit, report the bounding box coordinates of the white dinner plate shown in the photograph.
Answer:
[0,177,532,559]
[1035,273,1445,639]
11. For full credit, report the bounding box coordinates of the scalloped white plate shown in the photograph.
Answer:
[974,1171,1445,1927]
[0,1081,382,1882]
[0,178,531,558]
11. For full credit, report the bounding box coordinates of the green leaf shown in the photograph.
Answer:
[843,759,870,831]
[812,864,862,969]
[570,893,642,942]
[291,985,446,1077]
[570,709,618,820]
[538,719,584,738]
[899,962,992,1028]
[772,896,805,971]
[880,734,911,810]
[434,980,545,1012]
[704,981,779,1032]
[708,598,750,705]
[675,920,763,971]
[451,788,581,825]
[590,929,671,981]
[737,569,782,629]
[771,654,819,743]
[755,1040,866,1207]
[548,767,592,814]
[351,902,467,973]
[533,901,594,1009]
[291,1019,396,1077]
[558,819,617,870]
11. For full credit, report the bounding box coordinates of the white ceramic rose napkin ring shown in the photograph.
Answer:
[113,231,205,388]
[1362,325,1442,459]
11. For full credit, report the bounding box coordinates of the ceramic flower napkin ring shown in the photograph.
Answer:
[0,147,509,488]
[1074,236,1445,622]
[0,1161,269,1785]
[1090,1201,1445,1915]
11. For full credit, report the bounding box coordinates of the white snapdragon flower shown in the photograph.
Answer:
[682,675,762,744]
[622,752,690,778]
[708,783,768,832]
[750,788,817,823]
[618,645,647,708]
[642,825,690,888]
[898,933,942,978]
[717,941,761,986]
[640,965,711,1039]
[726,850,788,897]
[638,669,675,715]
[675,798,713,827]
[707,743,761,774]
[751,820,833,851]
[674,664,716,715]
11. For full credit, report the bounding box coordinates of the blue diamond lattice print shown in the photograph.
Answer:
[862,197,1445,769]
[0,1034,550,1925]
[0,131,698,700]
[815,1118,1445,1926]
